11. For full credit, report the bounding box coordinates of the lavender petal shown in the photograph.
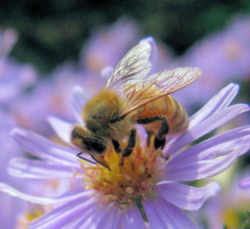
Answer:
[93,207,119,229]
[119,207,147,229]
[0,183,91,205]
[239,177,250,189]
[73,204,115,229]
[167,103,249,155]
[10,128,78,167]
[72,205,101,229]
[164,151,239,182]
[189,83,239,128]
[47,116,74,145]
[144,199,167,229]
[71,86,87,125]
[157,181,220,211]
[167,125,250,168]
[8,158,76,179]
[29,196,98,229]
[158,198,200,229]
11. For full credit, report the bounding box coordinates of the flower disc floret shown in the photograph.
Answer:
[81,143,165,208]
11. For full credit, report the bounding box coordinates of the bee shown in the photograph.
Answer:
[71,37,201,169]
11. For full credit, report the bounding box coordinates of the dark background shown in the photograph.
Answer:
[1,0,250,73]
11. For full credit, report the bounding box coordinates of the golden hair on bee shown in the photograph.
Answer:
[71,37,201,169]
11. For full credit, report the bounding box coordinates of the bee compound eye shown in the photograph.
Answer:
[83,137,106,154]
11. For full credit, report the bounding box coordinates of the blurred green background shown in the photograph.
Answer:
[1,0,250,73]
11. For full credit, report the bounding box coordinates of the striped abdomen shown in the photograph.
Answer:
[134,95,189,135]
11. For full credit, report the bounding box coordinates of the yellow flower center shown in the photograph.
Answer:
[221,208,240,229]
[16,208,44,229]
[80,142,165,208]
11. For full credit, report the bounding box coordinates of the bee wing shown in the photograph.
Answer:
[120,67,202,117]
[105,37,154,88]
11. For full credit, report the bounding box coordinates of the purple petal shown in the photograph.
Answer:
[47,116,74,145]
[167,103,249,155]
[145,198,200,229]
[0,183,91,205]
[73,204,115,229]
[119,207,147,229]
[93,207,120,229]
[157,199,200,229]
[239,177,250,189]
[167,125,250,167]
[144,199,167,229]
[30,196,98,229]
[71,86,88,124]
[8,158,76,179]
[189,83,239,128]
[72,205,106,229]
[164,151,238,182]
[10,128,78,167]
[157,182,220,211]
[167,83,241,155]
[110,209,122,229]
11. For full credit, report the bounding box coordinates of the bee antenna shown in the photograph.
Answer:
[76,152,97,165]
[90,154,111,171]
[76,152,111,171]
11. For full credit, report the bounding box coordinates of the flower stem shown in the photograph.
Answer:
[133,197,149,222]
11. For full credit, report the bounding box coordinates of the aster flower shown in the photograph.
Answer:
[1,37,250,228]
[9,61,104,138]
[202,171,250,229]
[0,110,25,229]
[0,28,37,105]
[239,176,250,190]
[15,179,72,229]
[0,80,249,228]
[80,19,140,73]
[0,28,17,57]
[9,63,82,135]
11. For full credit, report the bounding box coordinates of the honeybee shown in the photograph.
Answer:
[71,37,201,168]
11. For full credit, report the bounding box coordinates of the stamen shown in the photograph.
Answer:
[80,140,165,210]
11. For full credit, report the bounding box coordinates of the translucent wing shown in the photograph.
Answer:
[120,67,202,117]
[105,37,154,88]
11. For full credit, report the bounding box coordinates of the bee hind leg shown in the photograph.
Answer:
[120,129,136,166]
[137,116,169,150]
[154,118,169,149]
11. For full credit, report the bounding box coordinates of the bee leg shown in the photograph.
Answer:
[154,118,169,150]
[137,116,169,149]
[120,129,136,166]
[112,139,121,154]
[146,130,154,147]
[137,117,163,147]
[123,129,136,157]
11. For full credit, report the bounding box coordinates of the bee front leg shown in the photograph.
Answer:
[112,139,121,154]
[120,129,136,166]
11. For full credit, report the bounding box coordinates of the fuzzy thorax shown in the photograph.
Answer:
[80,141,165,209]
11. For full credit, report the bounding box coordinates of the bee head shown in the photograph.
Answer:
[71,125,106,154]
